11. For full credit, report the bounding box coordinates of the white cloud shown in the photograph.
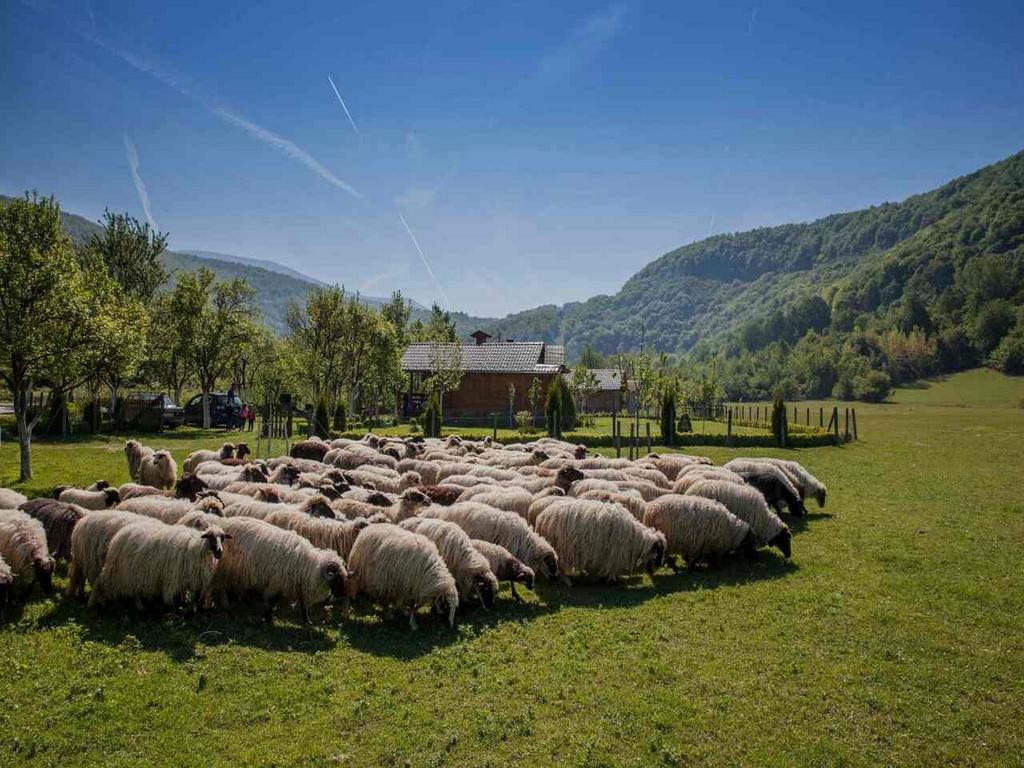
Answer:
[122,133,158,231]
[536,3,627,82]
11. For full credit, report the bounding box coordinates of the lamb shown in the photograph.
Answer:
[470,539,535,602]
[212,516,348,624]
[290,438,331,462]
[457,485,534,519]
[578,489,647,522]
[723,459,806,516]
[118,495,224,525]
[199,465,268,491]
[759,458,828,508]
[421,502,559,580]
[534,499,666,582]
[138,449,178,490]
[0,488,29,509]
[183,443,235,473]
[89,523,229,610]
[124,439,154,481]
[264,509,369,559]
[399,517,498,607]
[345,524,459,630]
[18,499,88,561]
[67,511,163,598]
[0,511,55,596]
[684,479,792,558]
[644,494,756,568]
[57,487,121,510]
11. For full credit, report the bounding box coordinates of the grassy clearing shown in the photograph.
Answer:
[2,370,1023,767]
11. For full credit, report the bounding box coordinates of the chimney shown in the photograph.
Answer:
[470,330,492,346]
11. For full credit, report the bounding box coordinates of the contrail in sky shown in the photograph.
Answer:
[328,75,359,135]
[399,212,450,309]
[123,133,158,230]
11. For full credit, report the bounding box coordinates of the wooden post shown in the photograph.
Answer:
[629,423,635,461]
[844,408,850,440]
[493,413,498,441]
[806,407,809,426]
[852,408,858,440]
[793,405,797,423]
[727,407,733,444]
[645,422,651,455]
[615,418,621,458]
[833,406,840,444]
[819,407,824,427]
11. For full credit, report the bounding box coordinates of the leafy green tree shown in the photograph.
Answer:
[286,286,350,401]
[144,292,194,405]
[545,378,562,438]
[971,300,1016,355]
[578,344,605,368]
[568,363,600,415]
[86,210,168,303]
[989,322,1024,374]
[423,392,441,437]
[527,376,543,426]
[558,376,576,431]
[426,339,463,424]
[854,370,892,402]
[0,193,140,479]
[313,396,331,438]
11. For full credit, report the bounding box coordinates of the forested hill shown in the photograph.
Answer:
[462,148,1024,360]
[0,197,402,333]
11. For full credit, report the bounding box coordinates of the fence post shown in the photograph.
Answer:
[819,407,824,427]
[833,406,840,444]
[615,418,621,458]
[852,408,858,440]
[492,413,498,441]
[629,423,635,461]
[806,407,809,426]
[645,422,651,455]
[844,408,850,440]
[727,407,733,445]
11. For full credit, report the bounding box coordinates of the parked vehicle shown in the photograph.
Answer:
[120,393,185,431]
[184,393,240,427]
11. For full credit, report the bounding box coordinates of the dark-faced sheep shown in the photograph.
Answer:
[0,510,56,597]
[19,499,87,561]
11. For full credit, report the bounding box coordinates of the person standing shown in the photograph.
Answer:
[246,402,256,431]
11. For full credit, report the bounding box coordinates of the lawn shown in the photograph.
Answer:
[2,369,1023,767]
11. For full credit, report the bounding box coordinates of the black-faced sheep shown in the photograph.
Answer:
[345,524,459,630]
[56,487,120,510]
[470,539,535,602]
[684,479,792,558]
[759,458,828,508]
[117,495,225,525]
[18,498,88,561]
[212,516,348,624]
[264,509,369,559]
[183,443,235,473]
[723,459,806,516]
[533,499,666,582]
[644,494,756,568]
[399,517,498,608]
[0,510,56,596]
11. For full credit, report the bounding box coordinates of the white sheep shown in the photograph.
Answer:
[421,502,559,581]
[0,488,29,509]
[138,449,178,490]
[396,458,440,485]
[123,440,154,481]
[577,489,647,522]
[222,494,335,521]
[183,443,235,473]
[264,509,369,559]
[57,487,120,510]
[399,517,499,607]
[345,524,459,630]
[760,458,828,508]
[457,485,534,519]
[67,511,163,598]
[534,498,666,582]
[212,516,348,624]
[684,479,792,558]
[89,523,229,610]
[118,495,224,525]
[671,468,745,494]
[644,494,756,568]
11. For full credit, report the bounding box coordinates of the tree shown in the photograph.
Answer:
[989,323,1024,374]
[660,389,677,446]
[175,268,256,428]
[426,340,464,425]
[286,286,350,402]
[312,397,331,438]
[569,363,600,414]
[545,378,562,438]
[578,344,605,368]
[971,300,1016,355]
[145,292,195,405]
[558,376,576,431]
[86,210,168,303]
[413,303,458,342]
[380,290,412,350]
[527,376,543,426]
[0,193,138,479]
[854,370,892,402]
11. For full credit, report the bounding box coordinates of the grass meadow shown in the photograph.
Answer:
[1,369,1023,767]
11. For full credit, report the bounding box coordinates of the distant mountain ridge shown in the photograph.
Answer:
[179,250,328,287]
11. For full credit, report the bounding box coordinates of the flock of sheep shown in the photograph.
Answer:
[0,434,826,629]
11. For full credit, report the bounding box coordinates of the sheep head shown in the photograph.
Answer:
[555,466,585,490]
[320,558,348,599]
[219,443,236,459]
[103,488,121,507]
[303,495,336,519]
[475,575,496,609]
[176,474,209,500]
[201,527,230,560]
[32,556,55,596]
[645,532,667,575]
[234,442,251,459]
[770,528,792,559]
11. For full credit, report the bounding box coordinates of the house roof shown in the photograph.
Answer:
[402,342,565,374]
[566,368,635,391]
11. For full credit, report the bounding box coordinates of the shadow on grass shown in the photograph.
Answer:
[785,510,834,535]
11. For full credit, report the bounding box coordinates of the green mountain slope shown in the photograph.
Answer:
[460,149,1024,360]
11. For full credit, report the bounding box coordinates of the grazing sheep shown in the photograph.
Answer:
[339,487,394,506]
[116,474,208,502]
[333,488,430,522]
[176,510,225,531]
[638,454,696,481]
[568,478,621,497]
[421,502,559,581]
[200,465,268,491]
[671,468,746,494]
[124,439,154,481]
[578,489,647,522]
[85,480,110,491]
[644,494,756,568]
[339,469,421,495]
[57,487,120,511]
[265,509,369,559]
[0,488,29,509]
[759,458,828,508]
[18,499,88,561]
[534,499,666,582]
[470,539,535,602]
[723,459,806,516]
[223,494,334,521]
[183,443,235,473]
[290,438,331,462]
[67,511,162,598]
[217,486,281,504]
[526,493,570,526]
[396,459,440,486]
[118,495,224,525]
[685,479,792,558]
[212,516,348,624]
[345,524,459,630]
[0,511,55,596]
[416,485,463,507]
[116,482,166,501]
[457,485,534,519]
[139,449,178,490]
[399,517,498,607]
[89,523,229,610]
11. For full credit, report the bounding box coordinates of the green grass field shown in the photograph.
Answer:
[2,369,1023,767]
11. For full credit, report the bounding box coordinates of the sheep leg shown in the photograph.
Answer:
[299,599,311,625]
[510,582,524,603]
[263,597,278,626]
[407,607,418,631]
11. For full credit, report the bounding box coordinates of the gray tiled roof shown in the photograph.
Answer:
[402,342,564,374]
[564,368,635,391]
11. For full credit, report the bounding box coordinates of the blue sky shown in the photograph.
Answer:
[3,1,1023,316]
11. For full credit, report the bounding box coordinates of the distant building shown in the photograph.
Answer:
[401,331,565,424]
[570,368,637,413]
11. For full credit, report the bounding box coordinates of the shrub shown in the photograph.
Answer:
[558,377,576,431]
[854,370,892,402]
[545,378,562,438]
[770,390,786,446]
[408,416,421,434]
[423,393,441,438]
[660,391,677,446]
[515,410,534,436]
[313,397,330,438]
[989,325,1024,374]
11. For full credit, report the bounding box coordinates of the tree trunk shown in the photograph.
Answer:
[15,393,32,481]
[202,387,211,429]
